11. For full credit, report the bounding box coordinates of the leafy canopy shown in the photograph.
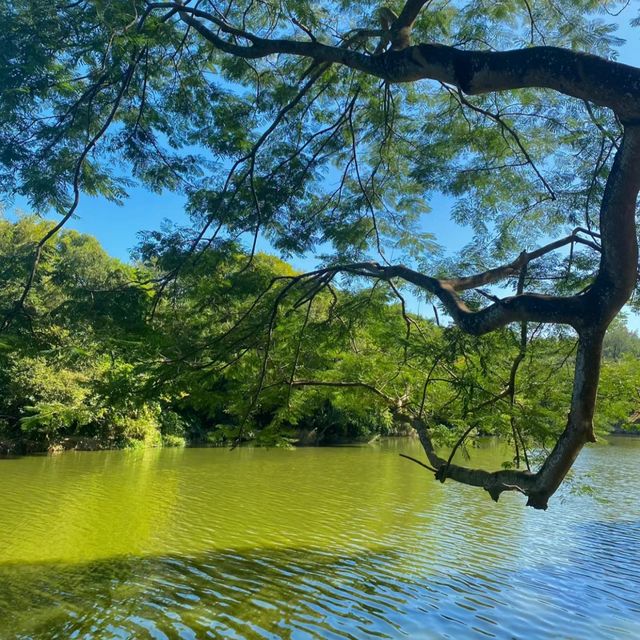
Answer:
[0,0,631,270]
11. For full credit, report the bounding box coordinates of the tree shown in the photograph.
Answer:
[1,0,639,508]
[1,217,434,450]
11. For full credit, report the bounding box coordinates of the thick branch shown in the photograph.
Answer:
[395,0,432,30]
[527,329,603,506]
[164,6,640,121]
[351,262,589,335]
[589,126,640,320]
[405,414,536,502]
[280,227,599,338]
[389,0,432,50]
[446,231,599,291]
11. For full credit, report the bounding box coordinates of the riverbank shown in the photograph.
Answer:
[0,435,186,456]
[0,423,418,456]
[4,424,638,458]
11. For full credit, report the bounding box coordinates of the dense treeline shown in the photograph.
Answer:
[1,214,639,456]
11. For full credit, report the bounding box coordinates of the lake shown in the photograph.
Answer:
[0,438,638,639]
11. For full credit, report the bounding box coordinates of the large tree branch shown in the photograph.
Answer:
[267,226,600,340]
[590,126,640,318]
[382,265,588,334]
[333,242,594,335]
[162,4,640,121]
[411,328,603,509]
[445,231,599,291]
[303,226,599,335]
[395,0,432,32]
[398,412,536,502]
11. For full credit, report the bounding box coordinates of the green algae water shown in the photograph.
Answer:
[0,438,639,639]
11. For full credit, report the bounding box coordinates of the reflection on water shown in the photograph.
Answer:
[0,438,639,639]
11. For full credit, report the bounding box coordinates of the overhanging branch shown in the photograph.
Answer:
[297,227,600,335]
[153,3,640,121]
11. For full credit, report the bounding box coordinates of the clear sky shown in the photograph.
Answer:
[6,10,639,325]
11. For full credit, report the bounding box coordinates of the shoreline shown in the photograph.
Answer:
[2,430,638,458]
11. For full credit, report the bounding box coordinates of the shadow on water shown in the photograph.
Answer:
[1,546,410,640]
[2,521,640,640]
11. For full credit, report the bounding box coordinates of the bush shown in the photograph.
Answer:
[161,434,186,447]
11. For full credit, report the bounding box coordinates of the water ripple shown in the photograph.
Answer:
[0,439,639,639]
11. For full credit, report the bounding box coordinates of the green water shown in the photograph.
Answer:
[0,438,639,639]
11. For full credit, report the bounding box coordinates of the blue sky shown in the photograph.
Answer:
[6,11,639,325]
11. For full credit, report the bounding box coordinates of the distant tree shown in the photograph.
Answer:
[1,0,639,507]
[603,317,640,361]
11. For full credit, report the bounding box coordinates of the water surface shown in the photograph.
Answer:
[0,438,638,639]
